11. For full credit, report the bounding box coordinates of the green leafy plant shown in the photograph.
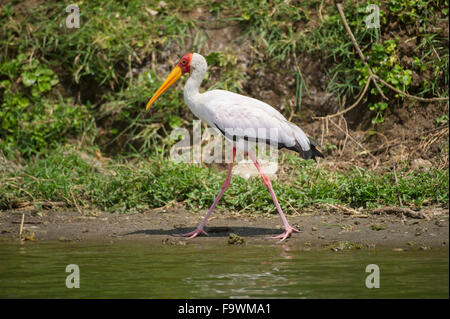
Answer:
[356,39,412,93]
[434,114,449,127]
[20,59,59,97]
[322,141,338,153]
[387,0,434,23]
[0,54,92,157]
[369,102,388,124]
[353,39,413,124]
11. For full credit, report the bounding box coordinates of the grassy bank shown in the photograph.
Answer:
[0,1,448,215]
[1,146,447,214]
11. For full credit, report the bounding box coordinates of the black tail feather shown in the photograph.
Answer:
[310,144,324,161]
[284,138,324,161]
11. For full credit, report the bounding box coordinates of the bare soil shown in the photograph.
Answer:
[1,205,448,249]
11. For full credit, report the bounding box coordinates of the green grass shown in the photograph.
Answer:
[0,0,195,157]
[1,0,448,158]
[1,146,447,213]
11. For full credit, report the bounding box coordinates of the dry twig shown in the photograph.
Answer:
[335,2,387,100]
[372,74,449,102]
[70,188,83,214]
[370,206,429,220]
[325,203,361,215]
[392,163,403,206]
[338,116,349,156]
[19,213,24,238]
[313,75,372,121]
[328,117,378,161]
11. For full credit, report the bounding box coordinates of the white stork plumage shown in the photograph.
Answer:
[146,53,323,242]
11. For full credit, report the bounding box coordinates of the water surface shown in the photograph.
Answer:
[0,241,448,298]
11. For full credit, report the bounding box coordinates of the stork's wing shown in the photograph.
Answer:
[212,104,297,148]
[200,91,298,149]
[197,89,313,154]
[203,89,288,122]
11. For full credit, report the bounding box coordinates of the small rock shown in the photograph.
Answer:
[311,226,318,231]
[22,235,38,242]
[228,233,245,246]
[327,241,363,252]
[162,238,186,246]
[370,224,386,231]
[58,236,71,242]
[393,248,405,252]
[415,227,427,236]
[435,220,447,227]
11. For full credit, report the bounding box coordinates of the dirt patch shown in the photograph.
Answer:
[1,205,447,249]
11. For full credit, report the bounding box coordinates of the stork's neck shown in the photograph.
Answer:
[184,61,206,114]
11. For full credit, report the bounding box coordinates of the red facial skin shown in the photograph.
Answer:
[177,53,193,74]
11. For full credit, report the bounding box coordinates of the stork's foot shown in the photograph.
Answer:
[173,228,209,239]
[269,225,300,242]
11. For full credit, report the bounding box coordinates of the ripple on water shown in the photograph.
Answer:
[0,241,448,298]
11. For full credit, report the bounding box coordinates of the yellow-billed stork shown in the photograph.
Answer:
[146,53,323,242]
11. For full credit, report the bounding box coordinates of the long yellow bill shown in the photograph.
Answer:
[146,65,182,110]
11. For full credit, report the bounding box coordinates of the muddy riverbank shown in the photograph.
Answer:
[0,205,448,249]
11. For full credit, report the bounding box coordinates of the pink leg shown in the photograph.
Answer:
[248,151,299,242]
[174,147,236,239]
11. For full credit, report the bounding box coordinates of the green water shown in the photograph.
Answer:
[0,241,448,298]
